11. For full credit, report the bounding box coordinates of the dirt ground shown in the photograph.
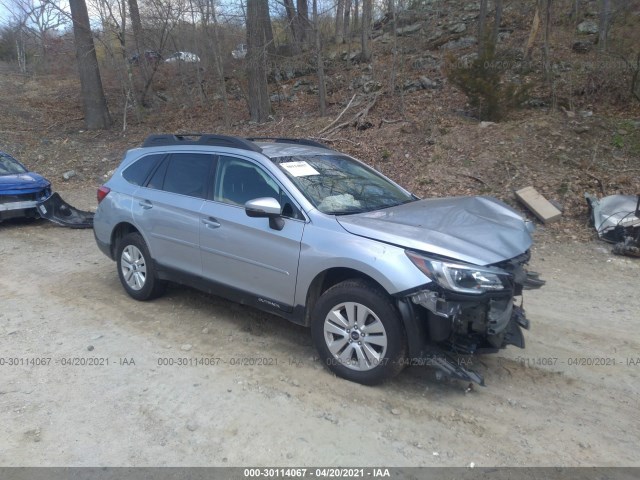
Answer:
[1,187,639,467]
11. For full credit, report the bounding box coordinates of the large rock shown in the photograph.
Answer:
[397,23,424,36]
[577,20,598,34]
[440,36,477,50]
[448,22,467,34]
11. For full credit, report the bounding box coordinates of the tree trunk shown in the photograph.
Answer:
[297,0,310,44]
[209,0,230,126]
[68,0,112,130]
[335,0,345,44]
[361,0,372,62]
[478,0,488,56]
[313,0,326,115]
[598,0,611,52]
[344,0,352,39]
[260,0,276,56]
[353,0,359,33]
[543,0,552,81]
[524,6,541,61]
[283,0,302,52]
[492,0,503,49]
[246,0,271,122]
[127,0,144,54]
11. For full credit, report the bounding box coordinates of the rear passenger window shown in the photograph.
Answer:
[122,154,163,186]
[161,153,213,199]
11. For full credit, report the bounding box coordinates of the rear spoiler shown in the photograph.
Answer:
[37,192,94,229]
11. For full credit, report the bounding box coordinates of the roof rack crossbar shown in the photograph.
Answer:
[247,137,330,150]
[142,134,262,152]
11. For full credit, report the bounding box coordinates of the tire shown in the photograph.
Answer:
[311,279,407,385]
[116,232,165,301]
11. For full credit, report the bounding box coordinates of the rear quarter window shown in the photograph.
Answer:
[122,154,164,186]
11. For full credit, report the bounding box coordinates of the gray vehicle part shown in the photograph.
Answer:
[586,193,640,257]
[585,192,640,241]
[37,192,94,228]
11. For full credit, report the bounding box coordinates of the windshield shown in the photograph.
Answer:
[273,155,415,215]
[0,153,28,175]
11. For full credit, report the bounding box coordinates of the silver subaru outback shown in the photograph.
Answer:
[94,134,543,385]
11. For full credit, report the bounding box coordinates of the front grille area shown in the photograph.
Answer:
[0,192,38,204]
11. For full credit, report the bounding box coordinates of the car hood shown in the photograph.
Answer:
[336,196,533,266]
[0,172,51,194]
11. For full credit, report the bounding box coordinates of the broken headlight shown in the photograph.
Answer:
[405,251,511,295]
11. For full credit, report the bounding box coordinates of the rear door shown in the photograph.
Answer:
[199,155,305,310]
[133,152,214,274]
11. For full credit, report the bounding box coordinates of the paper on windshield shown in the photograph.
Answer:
[280,161,320,177]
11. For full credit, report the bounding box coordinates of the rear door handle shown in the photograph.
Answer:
[202,217,221,229]
[139,200,153,209]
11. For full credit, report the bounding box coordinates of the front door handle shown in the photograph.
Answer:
[202,217,221,229]
[138,200,153,209]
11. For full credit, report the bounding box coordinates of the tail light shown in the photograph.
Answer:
[97,186,111,204]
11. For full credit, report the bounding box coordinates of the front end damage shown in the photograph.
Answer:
[402,251,544,386]
[36,192,94,228]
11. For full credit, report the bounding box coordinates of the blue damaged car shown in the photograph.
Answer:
[0,151,93,227]
[0,151,52,222]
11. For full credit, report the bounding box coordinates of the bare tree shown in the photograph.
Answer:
[282,0,302,52]
[296,0,310,44]
[491,0,503,48]
[477,0,488,56]
[543,0,552,80]
[194,0,229,125]
[68,0,112,129]
[246,0,271,122]
[344,0,352,40]
[335,0,345,44]
[360,0,371,62]
[352,0,358,33]
[2,0,68,67]
[127,0,144,55]
[598,0,611,51]
[524,4,541,62]
[313,0,326,115]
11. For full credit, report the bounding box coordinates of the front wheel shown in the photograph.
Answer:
[116,232,165,301]
[311,279,407,385]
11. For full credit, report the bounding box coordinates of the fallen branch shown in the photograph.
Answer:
[318,94,357,135]
[311,136,361,146]
[379,118,407,125]
[461,174,487,185]
[324,94,380,136]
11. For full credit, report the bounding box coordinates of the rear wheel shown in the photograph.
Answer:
[311,279,407,385]
[116,232,165,301]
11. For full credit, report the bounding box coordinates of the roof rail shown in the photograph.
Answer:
[142,134,262,152]
[247,137,330,150]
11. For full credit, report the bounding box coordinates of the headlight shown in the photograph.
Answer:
[405,251,511,294]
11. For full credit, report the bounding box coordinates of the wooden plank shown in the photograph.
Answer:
[515,186,562,224]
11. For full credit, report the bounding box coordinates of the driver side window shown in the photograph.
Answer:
[214,156,303,220]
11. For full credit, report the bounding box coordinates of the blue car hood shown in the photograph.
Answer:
[0,172,51,195]
[336,196,533,266]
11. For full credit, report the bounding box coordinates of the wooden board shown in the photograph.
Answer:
[515,186,562,224]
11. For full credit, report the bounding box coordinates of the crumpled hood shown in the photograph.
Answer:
[336,196,533,266]
[0,173,51,194]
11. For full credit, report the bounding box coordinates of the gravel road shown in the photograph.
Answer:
[1,189,639,467]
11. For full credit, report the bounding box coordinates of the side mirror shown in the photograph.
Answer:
[245,197,284,230]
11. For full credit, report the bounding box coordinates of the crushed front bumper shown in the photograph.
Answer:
[400,271,541,386]
[36,192,94,228]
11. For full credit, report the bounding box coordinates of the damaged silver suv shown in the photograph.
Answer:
[94,134,543,385]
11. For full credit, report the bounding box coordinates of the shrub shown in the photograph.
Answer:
[446,44,531,121]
